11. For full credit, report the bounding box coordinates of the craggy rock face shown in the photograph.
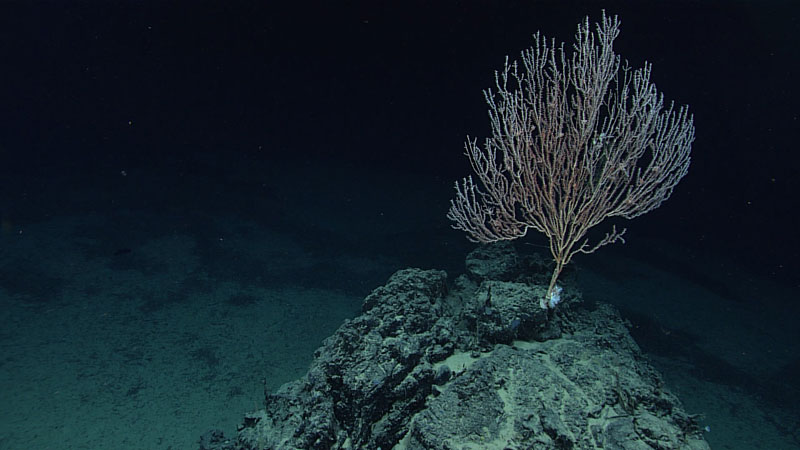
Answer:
[203,247,709,450]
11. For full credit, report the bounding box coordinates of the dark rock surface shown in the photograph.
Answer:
[201,245,709,449]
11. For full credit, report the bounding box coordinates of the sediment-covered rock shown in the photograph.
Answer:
[201,245,709,450]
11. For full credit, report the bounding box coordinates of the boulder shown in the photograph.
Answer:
[202,245,708,450]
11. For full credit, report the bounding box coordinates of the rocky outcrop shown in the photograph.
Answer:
[201,245,709,450]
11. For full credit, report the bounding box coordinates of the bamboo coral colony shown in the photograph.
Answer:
[447,13,695,308]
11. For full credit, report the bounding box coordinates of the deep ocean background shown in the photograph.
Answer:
[0,1,798,449]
